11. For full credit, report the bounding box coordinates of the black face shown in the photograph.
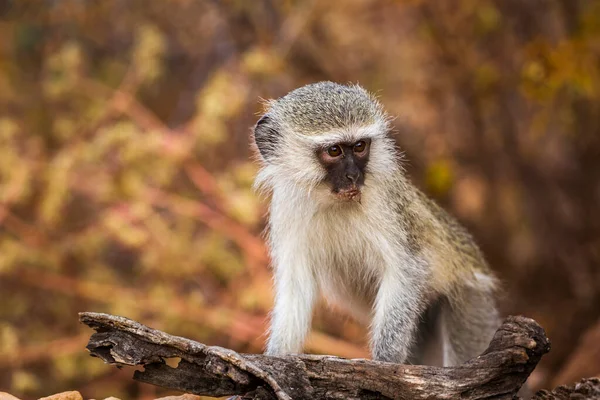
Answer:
[316,138,371,202]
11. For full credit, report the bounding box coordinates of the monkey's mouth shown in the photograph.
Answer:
[335,186,362,202]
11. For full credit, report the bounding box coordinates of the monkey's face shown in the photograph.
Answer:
[253,120,399,205]
[316,139,371,202]
[252,82,400,202]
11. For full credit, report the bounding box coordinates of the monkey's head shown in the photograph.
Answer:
[253,82,399,204]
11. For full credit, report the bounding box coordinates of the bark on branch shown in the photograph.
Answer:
[79,312,562,399]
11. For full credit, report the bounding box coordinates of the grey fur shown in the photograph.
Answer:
[268,81,384,134]
[253,81,500,366]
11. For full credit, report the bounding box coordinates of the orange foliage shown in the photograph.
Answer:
[1,1,600,398]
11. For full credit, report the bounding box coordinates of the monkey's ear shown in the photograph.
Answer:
[253,115,281,161]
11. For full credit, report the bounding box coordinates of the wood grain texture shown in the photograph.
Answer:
[80,312,558,399]
[531,378,600,399]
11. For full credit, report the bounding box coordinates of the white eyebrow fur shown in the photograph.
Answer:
[293,122,389,147]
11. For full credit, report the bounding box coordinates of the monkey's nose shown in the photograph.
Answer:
[346,172,360,184]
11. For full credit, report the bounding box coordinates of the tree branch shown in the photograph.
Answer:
[79,312,558,399]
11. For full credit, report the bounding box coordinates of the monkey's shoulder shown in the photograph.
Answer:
[399,186,492,274]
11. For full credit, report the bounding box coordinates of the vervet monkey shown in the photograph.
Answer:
[252,81,499,366]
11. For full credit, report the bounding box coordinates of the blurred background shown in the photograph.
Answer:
[0,0,599,398]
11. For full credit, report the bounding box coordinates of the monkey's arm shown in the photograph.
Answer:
[265,248,317,356]
[370,266,426,363]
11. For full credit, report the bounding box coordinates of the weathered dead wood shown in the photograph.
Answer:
[79,312,557,399]
[531,378,600,399]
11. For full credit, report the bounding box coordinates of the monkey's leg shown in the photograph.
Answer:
[405,298,445,366]
[370,270,425,364]
[265,254,317,356]
[440,283,499,366]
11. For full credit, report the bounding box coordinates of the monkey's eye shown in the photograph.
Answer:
[327,145,342,157]
[354,140,367,153]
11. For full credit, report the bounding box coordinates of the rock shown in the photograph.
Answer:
[154,395,204,400]
[0,392,22,400]
[39,391,83,400]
